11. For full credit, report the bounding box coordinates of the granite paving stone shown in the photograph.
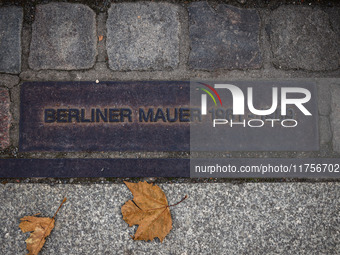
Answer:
[0,7,23,74]
[29,3,97,70]
[326,7,340,65]
[107,2,180,71]
[268,6,339,71]
[0,183,339,254]
[188,2,262,70]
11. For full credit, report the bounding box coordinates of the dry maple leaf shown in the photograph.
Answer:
[122,181,187,242]
[19,198,67,255]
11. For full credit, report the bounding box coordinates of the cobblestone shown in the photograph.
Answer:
[268,6,339,71]
[107,2,180,71]
[29,3,97,70]
[0,7,23,74]
[188,2,262,70]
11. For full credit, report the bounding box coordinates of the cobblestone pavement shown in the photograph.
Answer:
[0,2,339,254]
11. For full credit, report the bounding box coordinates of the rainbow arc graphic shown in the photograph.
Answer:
[198,82,222,115]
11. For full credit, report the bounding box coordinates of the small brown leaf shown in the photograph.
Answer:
[122,181,187,242]
[98,35,103,41]
[19,198,66,255]
[19,216,55,255]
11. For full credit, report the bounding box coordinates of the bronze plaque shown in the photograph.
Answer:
[20,81,190,151]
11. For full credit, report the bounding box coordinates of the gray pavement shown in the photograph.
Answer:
[1,183,339,254]
[0,7,22,74]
